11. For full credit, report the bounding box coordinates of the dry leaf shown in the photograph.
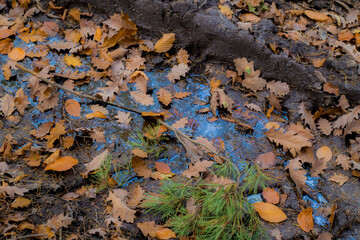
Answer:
[0,94,16,117]
[130,91,154,106]
[297,208,313,232]
[242,73,266,92]
[128,184,145,207]
[48,40,78,51]
[323,82,339,96]
[218,4,233,19]
[329,173,349,185]
[312,58,326,67]
[333,106,360,129]
[15,88,29,115]
[85,111,108,119]
[64,54,82,67]
[336,154,351,170]
[167,63,190,82]
[270,228,282,240]
[176,48,190,64]
[155,228,177,240]
[210,88,234,115]
[154,33,175,53]
[44,156,79,172]
[65,99,81,117]
[338,95,350,110]
[262,188,280,205]
[18,222,35,231]
[132,157,152,178]
[255,152,276,169]
[182,160,214,178]
[317,118,332,136]
[43,149,61,166]
[137,221,162,238]
[285,158,307,189]
[172,117,188,129]
[252,202,287,223]
[298,102,316,130]
[157,88,173,106]
[316,146,332,162]
[90,129,106,143]
[115,111,131,125]
[239,13,261,22]
[45,121,67,148]
[11,197,31,208]
[338,29,354,41]
[8,47,25,61]
[82,149,109,177]
[106,189,136,223]
[245,103,261,112]
[132,148,148,158]
[304,10,331,22]
[266,81,290,97]
[155,161,171,174]
[174,91,191,99]
[0,185,29,198]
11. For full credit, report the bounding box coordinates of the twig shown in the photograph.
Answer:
[17,234,47,239]
[334,0,350,11]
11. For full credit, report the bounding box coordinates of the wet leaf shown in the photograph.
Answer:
[11,197,31,208]
[262,188,280,205]
[154,33,175,53]
[182,160,213,178]
[106,189,136,223]
[155,161,171,174]
[297,208,313,232]
[252,202,287,223]
[44,156,79,172]
[65,99,81,117]
[8,47,25,61]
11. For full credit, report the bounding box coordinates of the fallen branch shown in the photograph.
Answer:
[15,63,229,164]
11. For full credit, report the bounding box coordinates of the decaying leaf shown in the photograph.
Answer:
[130,91,154,106]
[252,202,287,223]
[115,111,131,126]
[254,152,276,169]
[304,10,331,22]
[333,106,360,129]
[338,95,350,110]
[132,157,152,178]
[82,149,109,177]
[336,154,351,170]
[317,118,332,136]
[167,63,190,82]
[8,47,25,61]
[31,122,53,139]
[127,184,145,207]
[298,102,316,130]
[172,117,188,129]
[176,48,190,64]
[323,82,339,96]
[0,94,16,117]
[266,81,290,97]
[157,88,173,106]
[297,208,313,232]
[182,160,213,178]
[210,87,234,115]
[0,185,29,198]
[11,197,31,208]
[329,173,349,185]
[106,189,136,223]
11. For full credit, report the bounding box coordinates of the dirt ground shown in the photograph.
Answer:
[1,0,360,239]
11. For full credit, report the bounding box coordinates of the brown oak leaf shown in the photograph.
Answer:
[106,189,136,223]
[157,88,173,106]
[182,160,214,178]
[167,63,190,82]
[266,80,290,97]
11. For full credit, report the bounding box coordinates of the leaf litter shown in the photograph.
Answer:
[0,0,360,239]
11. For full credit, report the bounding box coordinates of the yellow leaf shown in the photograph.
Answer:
[304,10,331,22]
[65,99,81,117]
[94,28,102,42]
[297,208,313,232]
[8,47,25,61]
[44,156,79,172]
[64,54,82,67]
[218,4,233,19]
[154,33,175,53]
[252,202,287,223]
[11,197,31,208]
[155,228,177,240]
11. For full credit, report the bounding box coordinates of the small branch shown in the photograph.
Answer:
[334,0,351,11]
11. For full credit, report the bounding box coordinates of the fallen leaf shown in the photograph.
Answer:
[252,202,287,223]
[155,161,171,174]
[64,54,82,67]
[11,197,31,208]
[329,173,349,185]
[0,94,16,117]
[210,88,234,115]
[127,184,145,207]
[270,228,282,240]
[115,111,131,125]
[154,33,175,53]
[218,4,233,19]
[317,118,332,136]
[132,148,148,158]
[106,189,136,223]
[157,88,173,106]
[338,95,350,110]
[30,121,53,138]
[338,29,354,41]
[266,81,290,97]
[85,111,108,119]
[304,10,331,22]
[43,149,61,166]
[45,121,67,148]
[182,160,214,178]
[8,47,25,61]
[176,48,190,64]
[0,38,13,54]
[137,221,162,238]
[255,152,276,169]
[242,73,266,92]
[82,149,109,177]
[323,82,339,96]
[90,129,106,143]
[174,91,191,99]
[285,158,307,189]
[44,156,79,172]
[312,58,326,67]
[130,91,154,106]
[167,63,190,82]
[155,228,177,240]
[336,154,351,170]
[298,102,316,130]
[65,99,81,117]
[171,117,188,129]
[132,157,152,178]
[333,106,360,129]
[297,208,313,232]
[262,188,280,205]
[15,88,29,115]
[316,146,332,162]
[0,185,29,198]
[239,13,261,22]
[18,222,35,231]
[317,232,333,240]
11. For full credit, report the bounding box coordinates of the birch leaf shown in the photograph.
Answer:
[154,33,175,53]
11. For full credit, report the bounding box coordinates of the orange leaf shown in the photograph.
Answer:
[0,38,13,54]
[155,161,171,174]
[262,188,280,204]
[155,228,176,240]
[8,47,25,61]
[154,33,175,53]
[141,111,165,117]
[304,10,331,22]
[338,29,354,41]
[297,208,313,232]
[65,99,81,117]
[323,82,339,96]
[85,111,108,119]
[312,58,326,68]
[44,156,79,172]
[157,88,173,106]
[11,197,31,208]
[316,146,332,162]
[252,202,287,223]
[64,54,82,67]
[94,28,102,42]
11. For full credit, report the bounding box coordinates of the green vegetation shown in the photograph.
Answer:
[143,161,270,239]
[90,154,113,192]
